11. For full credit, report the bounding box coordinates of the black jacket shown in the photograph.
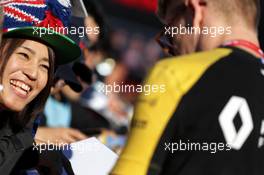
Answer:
[0,111,34,175]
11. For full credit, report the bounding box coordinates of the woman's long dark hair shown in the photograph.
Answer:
[0,38,55,131]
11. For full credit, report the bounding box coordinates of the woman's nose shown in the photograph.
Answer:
[22,64,38,81]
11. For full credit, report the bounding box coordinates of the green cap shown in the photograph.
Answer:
[3,27,81,65]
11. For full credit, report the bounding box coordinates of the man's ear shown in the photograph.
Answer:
[187,0,205,28]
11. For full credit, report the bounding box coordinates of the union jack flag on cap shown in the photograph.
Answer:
[1,0,71,33]
[0,0,81,65]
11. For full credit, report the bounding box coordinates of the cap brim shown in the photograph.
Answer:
[3,27,81,65]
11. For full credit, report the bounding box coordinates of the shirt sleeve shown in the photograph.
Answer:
[111,61,185,175]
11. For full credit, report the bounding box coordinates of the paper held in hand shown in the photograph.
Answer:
[63,137,118,175]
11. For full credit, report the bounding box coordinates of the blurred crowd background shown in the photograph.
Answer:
[36,0,164,154]
[36,0,264,154]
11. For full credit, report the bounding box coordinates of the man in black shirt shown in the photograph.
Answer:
[112,0,264,175]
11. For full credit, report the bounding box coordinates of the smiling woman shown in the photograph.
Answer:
[0,0,81,174]
[0,38,55,127]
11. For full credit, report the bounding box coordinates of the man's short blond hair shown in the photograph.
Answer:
[157,0,260,29]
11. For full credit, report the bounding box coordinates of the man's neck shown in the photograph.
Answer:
[223,26,259,43]
[213,26,261,57]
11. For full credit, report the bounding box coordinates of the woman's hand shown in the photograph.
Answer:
[35,127,88,144]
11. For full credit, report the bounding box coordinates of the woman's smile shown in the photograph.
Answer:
[9,79,32,99]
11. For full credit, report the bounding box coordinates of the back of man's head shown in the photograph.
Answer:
[211,0,260,29]
[158,0,260,30]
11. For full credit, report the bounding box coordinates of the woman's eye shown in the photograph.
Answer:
[41,64,49,71]
[18,52,29,59]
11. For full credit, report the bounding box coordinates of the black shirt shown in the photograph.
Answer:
[112,47,264,175]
